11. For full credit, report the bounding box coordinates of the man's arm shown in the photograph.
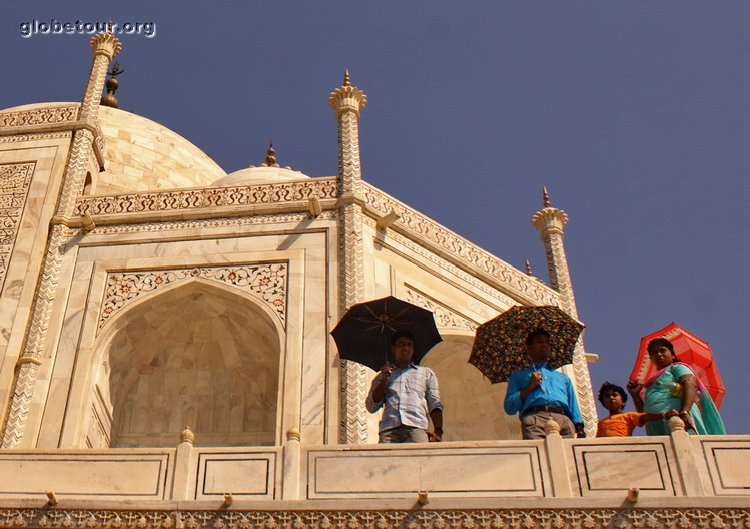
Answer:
[425,369,443,441]
[429,408,443,441]
[366,369,389,413]
[504,372,524,415]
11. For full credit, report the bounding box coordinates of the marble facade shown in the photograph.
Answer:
[1,32,747,528]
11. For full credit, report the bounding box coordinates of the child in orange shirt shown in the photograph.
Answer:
[597,382,674,437]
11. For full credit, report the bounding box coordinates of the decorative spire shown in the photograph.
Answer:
[525,259,533,276]
[259,141,279,167]
[543,186,551,208]
[100,62,124,109]
[328,70,367,118]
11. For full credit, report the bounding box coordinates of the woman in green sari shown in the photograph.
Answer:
[627,338,725,435]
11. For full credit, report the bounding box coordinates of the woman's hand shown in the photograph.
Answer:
[626,380,643,395]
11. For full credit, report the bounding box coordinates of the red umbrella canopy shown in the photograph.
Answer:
[629,323,726,409]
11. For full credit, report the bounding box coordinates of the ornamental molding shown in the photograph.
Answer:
[0,508,748,529]
[0,131,72,143]
[361,184,559,307]
[364,216,540,309]
[405,286,478,332]
[88,212,337,235]
[0,105,78,127]
[75,179,338,216]
[0,163,35,295]
[99,263,288,332]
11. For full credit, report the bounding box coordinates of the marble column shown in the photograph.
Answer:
[532,187,597,437]
[1,32,121,448]
[328,71,369,444]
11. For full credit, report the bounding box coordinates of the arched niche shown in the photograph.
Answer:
[421,333,521,441]
[95,279,282,448]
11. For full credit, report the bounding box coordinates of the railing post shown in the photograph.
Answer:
[172,427,195,500]
[282,428,301,500]
[543,418,573,497]
[669,417,706,496]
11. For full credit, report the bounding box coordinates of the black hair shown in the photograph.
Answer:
[598,381,628,406]
[647,337,675,355]
[525,328,550,346]
[391,330,415,346]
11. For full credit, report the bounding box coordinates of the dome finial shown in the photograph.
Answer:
[542,186,551,208]
[525,259,533,276]
[100,62,124,109]
[343,69,351,87]
[262,140,279,167]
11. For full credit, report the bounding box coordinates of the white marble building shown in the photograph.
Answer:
[0,32,748,529]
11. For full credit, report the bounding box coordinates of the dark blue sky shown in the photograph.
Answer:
[2,2,748,433]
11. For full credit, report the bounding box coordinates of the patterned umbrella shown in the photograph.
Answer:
[469,305,584,383]
[330,296,443,372]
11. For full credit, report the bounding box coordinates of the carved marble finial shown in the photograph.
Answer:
[328,70,367,117]
[668,415,685,433]
[525,259,533,276]
[543,418,561,436]
[180,426,195,445]
[89,31,121,60]
[286,427,301,442]
[263,141,278,167]
[543,186,551,208]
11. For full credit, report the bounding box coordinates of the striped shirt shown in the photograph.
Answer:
[366,363,443,432]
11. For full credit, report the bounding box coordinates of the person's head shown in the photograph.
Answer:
[647,338,676,370]
[390,330,415,367]
[525,328,551,364]
[598,382,628,414]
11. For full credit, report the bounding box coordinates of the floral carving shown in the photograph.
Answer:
[0,163,35,294]
[0,509,748,529]
[405,287,477,331]
[362,183,559,306]
[99,263,287,331]
[75,179,338,216]
[0,105,78,127]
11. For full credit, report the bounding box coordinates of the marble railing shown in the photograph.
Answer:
[0,422,748,504]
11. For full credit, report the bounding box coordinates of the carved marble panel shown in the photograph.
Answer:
[0,162,35,295]
[98,263,287,332]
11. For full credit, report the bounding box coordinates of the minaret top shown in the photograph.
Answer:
[531,185,569,235]
[328,69,367,118]
[89,31,121,60]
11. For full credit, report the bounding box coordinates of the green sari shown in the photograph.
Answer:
[643,363,725,435]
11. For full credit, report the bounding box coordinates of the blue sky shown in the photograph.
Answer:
[2,2,748,433]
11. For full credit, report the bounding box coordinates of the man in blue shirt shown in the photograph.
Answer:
[366,331,444,443]
[504,329,585,439]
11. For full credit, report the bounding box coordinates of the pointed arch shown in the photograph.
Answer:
[91,279,283,448]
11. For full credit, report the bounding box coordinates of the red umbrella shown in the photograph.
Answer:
[629,323,725,409]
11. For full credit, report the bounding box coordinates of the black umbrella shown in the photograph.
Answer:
[330,296,443,371]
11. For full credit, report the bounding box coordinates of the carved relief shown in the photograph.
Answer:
[88,211,337,235]
[0,508,748,529]
[363,184,559,306]
[0,131,72,143]
[405,287,478,331]
[0,105,78,127]
[99,263,288,331]
[0,163,35,294]
[75,179,338,216]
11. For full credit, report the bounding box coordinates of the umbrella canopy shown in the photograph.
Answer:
[469,305,585,384]
[330,296,443,372]
[630,322,725,409]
